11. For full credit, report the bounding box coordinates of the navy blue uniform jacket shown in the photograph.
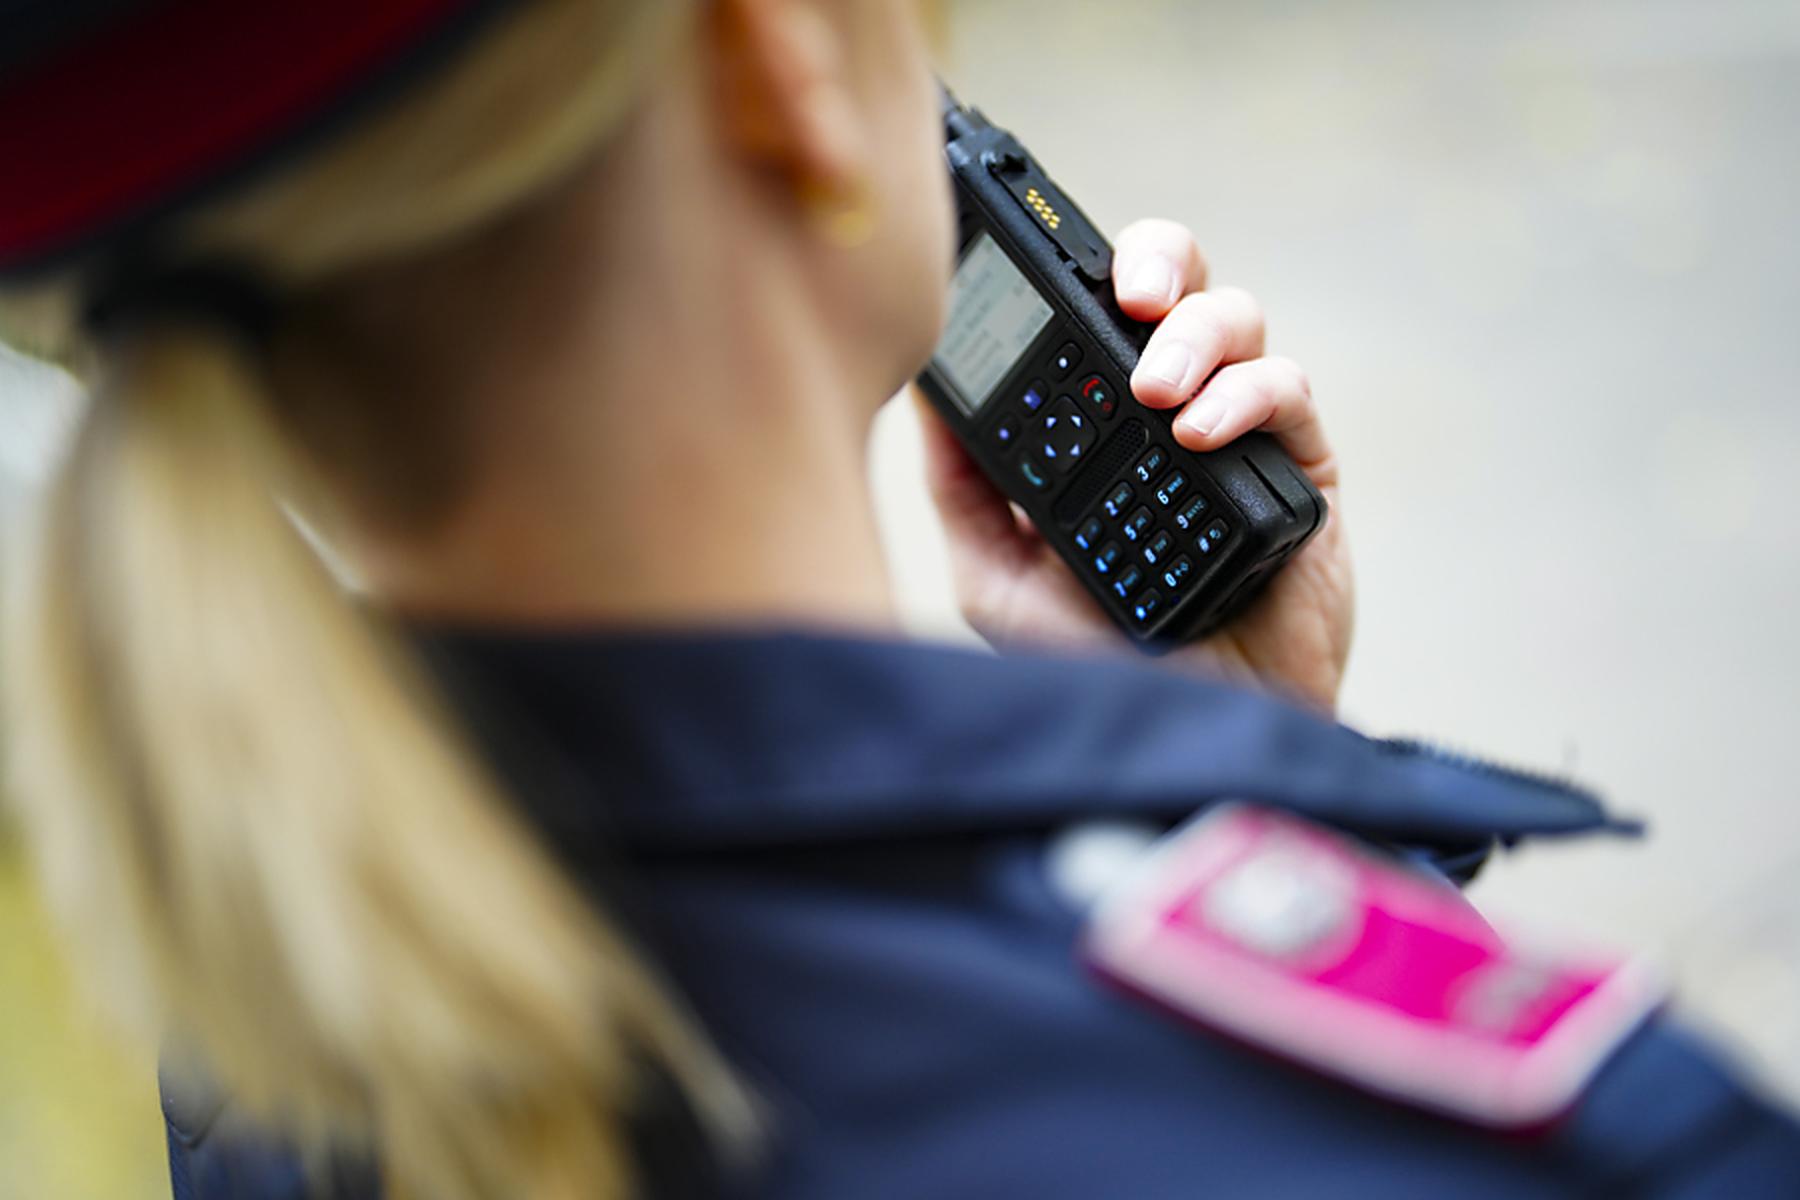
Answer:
[164,631,1800,1197]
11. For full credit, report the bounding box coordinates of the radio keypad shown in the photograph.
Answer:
[1029,344,1238,629]
[1075,434,1223,629]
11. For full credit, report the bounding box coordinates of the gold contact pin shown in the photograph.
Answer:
[1024,185,1062,229]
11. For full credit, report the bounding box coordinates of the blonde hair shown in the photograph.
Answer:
[1,3,752,1198]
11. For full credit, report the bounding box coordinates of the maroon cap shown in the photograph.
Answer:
[0,0,513,277]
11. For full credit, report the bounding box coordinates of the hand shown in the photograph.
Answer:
[919,218,1353,711]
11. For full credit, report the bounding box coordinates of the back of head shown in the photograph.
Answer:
[0,3,752,1196]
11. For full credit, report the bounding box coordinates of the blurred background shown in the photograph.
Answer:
[4,0,1800,1194]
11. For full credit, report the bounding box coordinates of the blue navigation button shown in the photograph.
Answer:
[1037,397,1097,475]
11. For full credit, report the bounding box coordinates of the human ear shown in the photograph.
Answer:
[707,0,872,200]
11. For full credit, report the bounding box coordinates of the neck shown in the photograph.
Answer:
[300,120,899,635]
[372,374,896,635]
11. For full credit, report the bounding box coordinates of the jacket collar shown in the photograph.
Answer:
[413,627,1632,854]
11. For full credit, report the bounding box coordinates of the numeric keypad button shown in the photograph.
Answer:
[1153,470,1188,507]
[1132,589,1163,625]
[1092,542,1124,576]
[1174,494,1209,531]
[1133,447,1168,484]
[1111,564,1144,600]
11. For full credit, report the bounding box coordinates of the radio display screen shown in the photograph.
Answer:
[932,233,1053,417]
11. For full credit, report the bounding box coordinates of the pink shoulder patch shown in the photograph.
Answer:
[1081,803,1664,1129]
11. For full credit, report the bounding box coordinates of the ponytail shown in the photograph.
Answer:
[4,324,748,1199]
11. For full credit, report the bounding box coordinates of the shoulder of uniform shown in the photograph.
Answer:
[1083,802,1664,1131]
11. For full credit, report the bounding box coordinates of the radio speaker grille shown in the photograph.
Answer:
[1052,419,1147,527]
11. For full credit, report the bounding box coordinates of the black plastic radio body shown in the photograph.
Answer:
[917,91,1326,648]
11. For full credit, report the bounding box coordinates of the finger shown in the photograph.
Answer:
[1129,286,1266,410]
[1170,356,1337,484]
[1113,218,1210,321]
[913,389,1039,574]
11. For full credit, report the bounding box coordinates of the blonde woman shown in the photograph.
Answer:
[2,1,1796,1198]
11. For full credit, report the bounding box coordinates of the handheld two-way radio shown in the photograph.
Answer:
[918,88,1326,648]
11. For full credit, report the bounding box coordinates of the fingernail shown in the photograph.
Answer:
[1127,256,1177,305]
[1142,342,1191,390]
[1177,399,1225,439]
